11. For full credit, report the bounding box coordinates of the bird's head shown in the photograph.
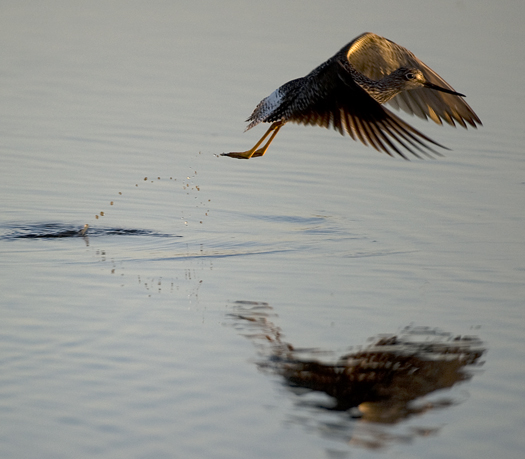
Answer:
[395,67,465,97]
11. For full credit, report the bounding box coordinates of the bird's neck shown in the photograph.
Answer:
[352,69,403,104]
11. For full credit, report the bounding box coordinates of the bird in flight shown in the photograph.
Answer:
[223,32,481,160]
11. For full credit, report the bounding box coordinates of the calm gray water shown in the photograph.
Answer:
[1,1,524,458]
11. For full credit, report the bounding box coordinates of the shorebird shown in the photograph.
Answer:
[223,32,481,160]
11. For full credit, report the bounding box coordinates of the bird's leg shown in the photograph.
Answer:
[222,121,284,159]
[250,122,284,158]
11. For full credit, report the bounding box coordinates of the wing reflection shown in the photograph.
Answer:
[228,301,485,449]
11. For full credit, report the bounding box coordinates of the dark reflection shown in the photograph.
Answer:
[1,222,179,240]
[228,301,485,449]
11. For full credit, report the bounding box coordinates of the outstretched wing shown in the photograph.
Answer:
[281,57,446,159]
[341,32,481,128]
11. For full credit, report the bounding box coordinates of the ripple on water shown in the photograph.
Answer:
[0,222,179,240]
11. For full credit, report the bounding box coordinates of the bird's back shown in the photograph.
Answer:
[246,56,362,130]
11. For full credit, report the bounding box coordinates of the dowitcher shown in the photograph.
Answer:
[223,32,481,160]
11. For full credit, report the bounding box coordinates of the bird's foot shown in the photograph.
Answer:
[222,122,282,159]
[221,150,258,159]
[250,148,266,158]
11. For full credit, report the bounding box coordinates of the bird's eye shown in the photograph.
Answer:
[406,72,415,80]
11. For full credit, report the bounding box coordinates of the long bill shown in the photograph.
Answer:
[423,82,466,98]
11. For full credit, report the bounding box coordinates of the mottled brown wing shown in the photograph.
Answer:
[342,32,481,128]
[285,58,445,159]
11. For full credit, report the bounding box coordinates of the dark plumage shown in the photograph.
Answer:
[223,32,481,160]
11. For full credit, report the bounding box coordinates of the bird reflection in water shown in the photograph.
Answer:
[228,301,485,449]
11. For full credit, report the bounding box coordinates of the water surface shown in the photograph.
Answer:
[1,1,524,458]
